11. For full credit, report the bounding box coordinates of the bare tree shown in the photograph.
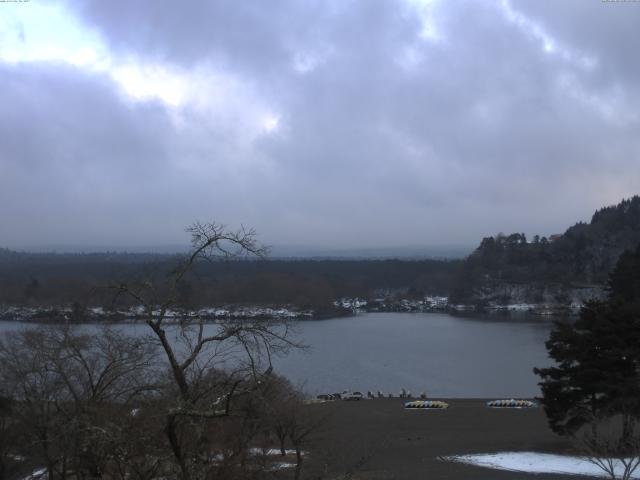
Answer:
[579,415,640,480]
[257,376,326,480]
[0,395,18,480]
[0,223,305,479]
[109,222,301,479]
[0,325,158,480]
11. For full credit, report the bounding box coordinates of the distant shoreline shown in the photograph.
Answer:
[0,303,571,324]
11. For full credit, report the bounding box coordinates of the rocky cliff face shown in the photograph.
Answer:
[467,281,605,312]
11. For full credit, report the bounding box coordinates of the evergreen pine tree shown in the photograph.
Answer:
[535,244,640,438]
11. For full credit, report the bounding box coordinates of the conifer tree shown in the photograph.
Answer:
[535,244,640,438]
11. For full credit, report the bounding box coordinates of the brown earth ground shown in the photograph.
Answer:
[302,399,588,480]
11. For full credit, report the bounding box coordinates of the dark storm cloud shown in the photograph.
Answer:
[3,0,640,249]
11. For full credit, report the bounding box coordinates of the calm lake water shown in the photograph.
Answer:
[0,312,554,398]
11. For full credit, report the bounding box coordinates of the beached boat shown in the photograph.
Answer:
[486,399,537,408]
[404,400,449,409]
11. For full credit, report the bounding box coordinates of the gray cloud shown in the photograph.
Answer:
[2,0,640,250]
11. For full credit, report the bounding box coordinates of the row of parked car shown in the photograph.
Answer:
[316,391,364,401]
[317,389,429,401]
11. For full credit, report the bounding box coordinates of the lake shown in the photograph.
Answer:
[0,312,554,398]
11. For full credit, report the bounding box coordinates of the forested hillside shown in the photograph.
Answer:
[452,196,640,304]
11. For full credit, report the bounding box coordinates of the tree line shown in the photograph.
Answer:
[0,251,460,314]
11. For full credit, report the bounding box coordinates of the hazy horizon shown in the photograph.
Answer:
[2,242,473,259]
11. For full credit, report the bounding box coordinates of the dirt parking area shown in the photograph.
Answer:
[304,399,586,480]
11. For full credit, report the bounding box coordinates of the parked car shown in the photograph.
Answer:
[316,394,334,401]
[342,391,363,401]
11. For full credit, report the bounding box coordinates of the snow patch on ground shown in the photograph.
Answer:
[248,448,303,456]
[270,462,297,470]
[21,468,46,480]
[444,452,640,478]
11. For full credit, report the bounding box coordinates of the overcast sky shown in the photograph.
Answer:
[1,0,639,251]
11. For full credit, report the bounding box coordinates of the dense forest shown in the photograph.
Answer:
[0,249,460,313]
[451,195,640,304]
[1,196,639,314]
